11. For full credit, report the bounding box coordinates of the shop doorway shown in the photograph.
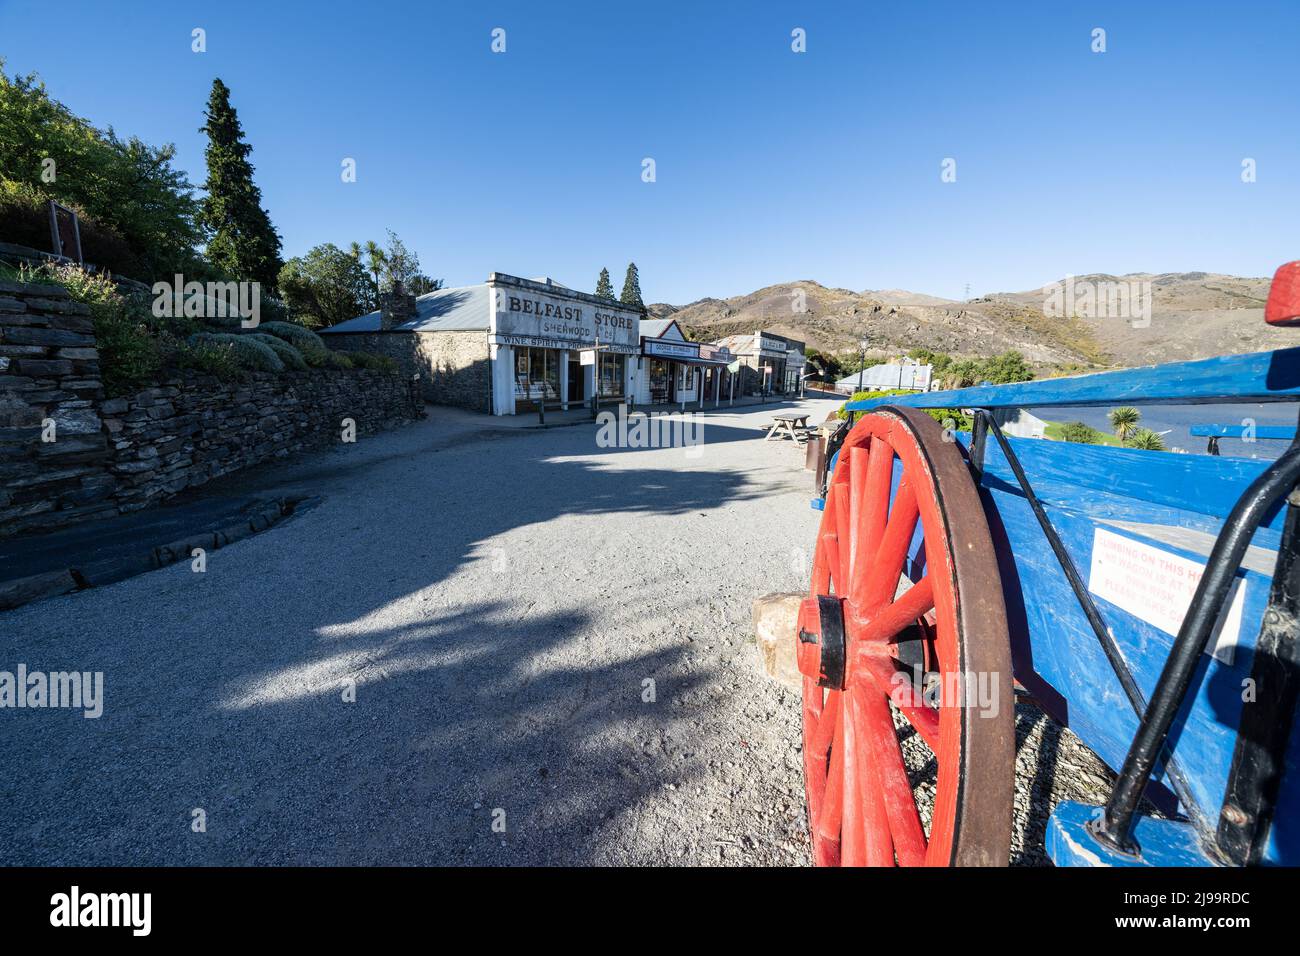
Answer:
[567,354,583,404]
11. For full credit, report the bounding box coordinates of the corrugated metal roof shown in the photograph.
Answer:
[640,318,676,338]
[319,283,490,334]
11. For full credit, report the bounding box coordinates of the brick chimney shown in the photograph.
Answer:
[379,280,418,330]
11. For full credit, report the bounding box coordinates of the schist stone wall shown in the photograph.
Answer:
[0,280,421,539]
[325,330,490,412]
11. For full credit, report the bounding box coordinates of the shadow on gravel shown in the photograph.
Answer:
[0,427,771,864]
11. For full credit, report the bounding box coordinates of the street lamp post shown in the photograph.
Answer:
[857,337,869,392]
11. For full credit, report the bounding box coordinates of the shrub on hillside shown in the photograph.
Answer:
[0,179,148,278]
[245,332,307,370]
[258,321,328,366]
[188,332,284,373]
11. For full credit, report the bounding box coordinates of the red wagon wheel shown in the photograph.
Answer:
[797,406,1013,866]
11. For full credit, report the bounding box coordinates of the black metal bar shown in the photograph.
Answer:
[974,410,1210,848]
[969,409,988,478]
[1216,485,1300,864]
[1093,440,1300,856]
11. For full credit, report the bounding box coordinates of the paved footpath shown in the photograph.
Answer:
[0,397,834,865]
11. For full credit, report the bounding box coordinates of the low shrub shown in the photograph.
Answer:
[188,332,284,373]
[174,339,242,381]
[258,321,328,366]
[324,351,354,369]
[96,307,162,395]
[347,351,397,372]
[245,332,307,370]
[836,388,911,420]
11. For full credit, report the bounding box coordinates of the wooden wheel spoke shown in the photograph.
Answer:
[817,698,846,841]
[854,684,927,866]
[862,478,919,611]
[848,439,892,590]
[831,483,852,595]
[855,654,941,751]
[842,687,894,866]
[854,576,935,644]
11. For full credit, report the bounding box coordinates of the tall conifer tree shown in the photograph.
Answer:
[199,78,282,289]
[619,262,643,308]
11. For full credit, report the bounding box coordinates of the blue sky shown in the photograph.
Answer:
[3,0,1297,303]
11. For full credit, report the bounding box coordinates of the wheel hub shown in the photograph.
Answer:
[797,595,847,690]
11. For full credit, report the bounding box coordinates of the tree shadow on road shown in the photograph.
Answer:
[0,429,802,864]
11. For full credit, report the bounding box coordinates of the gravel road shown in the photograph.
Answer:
[0,396,1115,865]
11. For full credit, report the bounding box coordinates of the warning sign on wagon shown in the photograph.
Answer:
[1087,527,1246,665]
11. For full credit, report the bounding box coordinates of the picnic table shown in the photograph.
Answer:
[764,413,810,443]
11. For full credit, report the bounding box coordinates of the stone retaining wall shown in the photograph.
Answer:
[0,280,421,539]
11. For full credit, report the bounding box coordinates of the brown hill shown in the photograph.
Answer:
[651,272,1293,368]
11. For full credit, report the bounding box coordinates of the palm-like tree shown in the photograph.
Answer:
[363,240,386,307]
[1109,406,1141,441]
[1127,427,1166,451]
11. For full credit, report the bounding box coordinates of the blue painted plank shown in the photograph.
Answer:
[951,434,1299,864]
[963,432,1285,533]
[1189,423,1296,440]
[845,347,1300,411]
[1046,801,1216,867]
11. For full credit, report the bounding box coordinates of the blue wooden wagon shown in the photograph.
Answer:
[795,262,1300,867]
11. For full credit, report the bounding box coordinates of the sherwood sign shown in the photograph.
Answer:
[490,286,639,354]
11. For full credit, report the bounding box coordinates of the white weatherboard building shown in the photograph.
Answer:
[634,318,732,407]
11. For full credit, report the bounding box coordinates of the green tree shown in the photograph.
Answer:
[619,262,644,308]
[362,239,385,304]
[1127,427,1167,451]
[0,63,205,278]
[407,273,442,296]
[980,350,1034,384]
[1109,406,1141,441]
[595,267,614,299]
[1060,421,1100,444]
[381,229,419,290]
[199,78,282,289]
[277,243,370,328]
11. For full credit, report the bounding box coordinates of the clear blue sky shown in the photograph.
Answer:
[3,0,1297,303]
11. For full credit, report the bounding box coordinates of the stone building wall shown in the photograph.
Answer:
[324,330,490,412]
[0,280,421,539]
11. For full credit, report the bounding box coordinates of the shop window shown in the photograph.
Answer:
[514,347,559,402]
[649,359,670,403]
[599,353,625,397]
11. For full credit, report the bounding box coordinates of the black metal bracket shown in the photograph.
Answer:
[1216,453,1300,864]
[969,409,1210,857]
[1095,420,1300,863]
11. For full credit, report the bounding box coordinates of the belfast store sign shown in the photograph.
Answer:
[491,288,639,354]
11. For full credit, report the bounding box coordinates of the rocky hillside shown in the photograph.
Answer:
[649,271,1293,368]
